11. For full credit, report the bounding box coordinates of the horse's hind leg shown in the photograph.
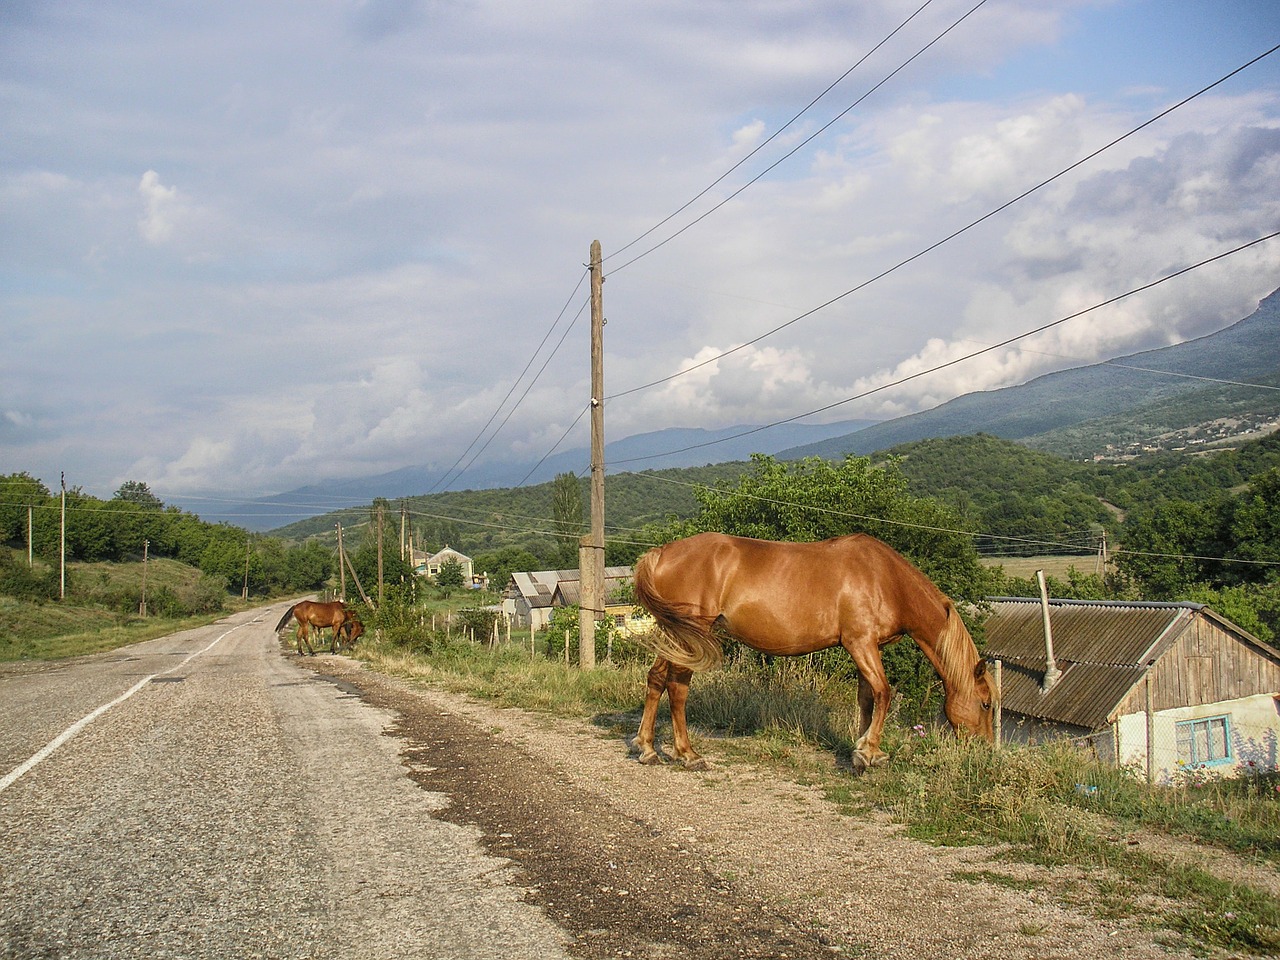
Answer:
[665,665,707,771]
[296,623,314,656]
[635,659,669,764]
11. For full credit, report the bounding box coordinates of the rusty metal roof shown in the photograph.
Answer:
[982,598,1199,730]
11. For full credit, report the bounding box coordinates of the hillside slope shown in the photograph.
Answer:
[781,288,1280,460]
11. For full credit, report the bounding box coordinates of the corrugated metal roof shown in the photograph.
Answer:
[554,574,633,608]
[507,567,634,608]
[983,598,1196,730]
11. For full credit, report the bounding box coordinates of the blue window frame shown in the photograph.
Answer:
[1176,715,1232,766]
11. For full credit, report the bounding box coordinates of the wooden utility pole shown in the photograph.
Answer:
[139,540,149,617]
[336,523,347,601]
[577,239,605,670]
[59,472,66,600]
[376,502,385,605]
[242,536,251,600]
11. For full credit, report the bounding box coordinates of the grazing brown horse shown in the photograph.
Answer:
[631,532,995,772]
[274,601,363,656]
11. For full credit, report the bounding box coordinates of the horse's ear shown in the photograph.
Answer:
[973,660,987,681]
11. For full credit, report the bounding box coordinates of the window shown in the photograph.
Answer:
[614,614,626,629]
[1176,715,1232,766]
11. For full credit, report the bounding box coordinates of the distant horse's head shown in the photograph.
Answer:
[944,659,996,740]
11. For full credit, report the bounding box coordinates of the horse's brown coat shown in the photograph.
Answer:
[631,532,995,771]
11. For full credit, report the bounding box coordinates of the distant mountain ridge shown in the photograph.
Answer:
[779,287,1280,461]
[186,418,877,531]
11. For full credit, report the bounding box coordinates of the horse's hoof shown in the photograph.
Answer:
[852,749,888,774]
[638,752,663,766]
[683,756,709,772]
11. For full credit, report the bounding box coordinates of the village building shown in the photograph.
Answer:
[982,597,1280,782]
[502,566,650,633]
[410,546,485,588]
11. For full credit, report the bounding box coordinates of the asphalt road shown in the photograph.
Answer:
[0,604,571,960]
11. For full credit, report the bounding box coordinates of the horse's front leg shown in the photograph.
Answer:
[846,641,893,772]
[665,665,707,771]
[635,659,669,765]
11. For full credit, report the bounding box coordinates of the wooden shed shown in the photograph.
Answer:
[983,598,1280,782]
[502,566,635,631]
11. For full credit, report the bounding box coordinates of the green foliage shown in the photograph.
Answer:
[543,604,647,665]
[435,557,465,590]
[472,547,541,592]
[0,550,60,602]
[550,472,585,568]
[0,472,338,602]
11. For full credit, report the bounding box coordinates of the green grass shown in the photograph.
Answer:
[0,556,258,661]
[353,633,1280,956]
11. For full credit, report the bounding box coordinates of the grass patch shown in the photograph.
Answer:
[0,555,264,661]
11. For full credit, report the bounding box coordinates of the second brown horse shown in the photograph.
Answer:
[274,600,363,656]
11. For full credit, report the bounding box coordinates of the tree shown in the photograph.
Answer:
[1225,467,1280,578]
[551,472,584,568]
[436,558,465,592]
[0,472,51,546]
[1115,499,1218,599]
[112,480,164,509]
[473,547,541,591]
[659,454,990,602]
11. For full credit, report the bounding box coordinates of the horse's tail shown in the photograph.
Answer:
[273,604,298,633]
[633,546,724,673]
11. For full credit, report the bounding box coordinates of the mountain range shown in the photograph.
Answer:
[182,287,1280,532]
[186,418,878,531]
[778,287,1280,460]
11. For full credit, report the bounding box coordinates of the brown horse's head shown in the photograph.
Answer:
[944,659,996,740]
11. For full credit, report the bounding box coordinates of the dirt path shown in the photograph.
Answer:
[308,655,1263,960]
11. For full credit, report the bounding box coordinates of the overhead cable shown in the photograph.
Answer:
[608,0,991,276]
[608,0,941,263]
[605,229,1280,468]
[608,41,1280,402]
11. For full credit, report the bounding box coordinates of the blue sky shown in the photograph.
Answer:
[3,0,1280,510]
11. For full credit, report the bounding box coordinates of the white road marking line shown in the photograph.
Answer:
[0,620,252,795]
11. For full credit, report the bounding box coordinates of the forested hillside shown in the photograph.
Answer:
[0,475,333,607]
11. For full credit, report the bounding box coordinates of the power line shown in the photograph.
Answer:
[626,471,1280,568]
[604,229,1280,470]
[425,268,591,495]
[607,41,1280,402]
[439,293,591,493]
[608,0,991,276]
[607,0,941,263]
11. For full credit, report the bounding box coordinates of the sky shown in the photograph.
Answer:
[4,0,1280,514]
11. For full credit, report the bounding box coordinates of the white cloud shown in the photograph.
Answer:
[137,170,182,244]
[4,0,1280,502]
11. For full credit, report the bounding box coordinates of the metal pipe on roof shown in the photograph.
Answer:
[1038,570,1062,694]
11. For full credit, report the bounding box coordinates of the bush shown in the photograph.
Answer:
[0,552,61,602]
